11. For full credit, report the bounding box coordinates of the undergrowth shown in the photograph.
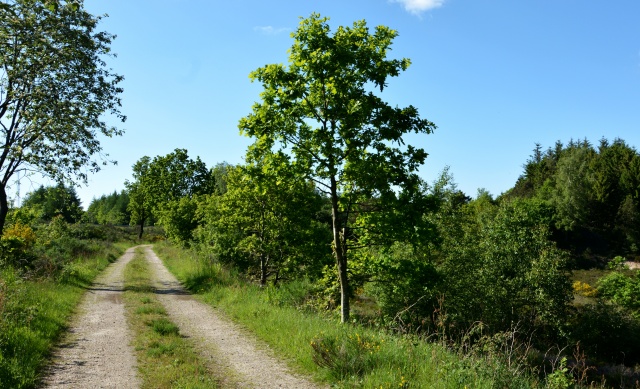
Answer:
[0,237,126,388]
[154,242,587,388]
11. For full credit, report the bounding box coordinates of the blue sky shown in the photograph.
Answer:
[16,0,640,207]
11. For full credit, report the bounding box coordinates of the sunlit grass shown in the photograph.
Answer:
[0,242,125,389]
[122,247,218,389]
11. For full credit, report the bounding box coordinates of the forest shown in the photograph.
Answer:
[2,2,640,387]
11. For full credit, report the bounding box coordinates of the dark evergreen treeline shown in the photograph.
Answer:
[504,138,640,264]
[85,190,131,225]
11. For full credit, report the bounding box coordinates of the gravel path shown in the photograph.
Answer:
[42,247,141,389]
[42,245,323,388]
[143,245,323,389]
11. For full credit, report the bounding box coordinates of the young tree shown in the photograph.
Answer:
[0,0,125,234]
[198,152,330,286]
[239,14,436,322]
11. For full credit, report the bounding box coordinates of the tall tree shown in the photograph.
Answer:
[126,156,151,238]
[239,14,436,322]
[21,183,82,223]
[126,149,214,240]
[86,190,130,225]
[0,0,125,234]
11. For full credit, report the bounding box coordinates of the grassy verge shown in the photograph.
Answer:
[154,243,543,388]
[122,247,218,388]
[0,241,128,389]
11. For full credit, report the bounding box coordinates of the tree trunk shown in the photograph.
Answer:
[330,176,350,323]
[0,184,8,236]
[260,253,268,287]
[137,209,146,239]
[336,246,350,323]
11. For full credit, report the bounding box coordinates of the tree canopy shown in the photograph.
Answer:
[239,14,436,322]
[21,183,82,223]
[504,138,640,259]
[126,149,214,241]
[197,151,331,286]
[85,190,130,225]
[0,0,125,234]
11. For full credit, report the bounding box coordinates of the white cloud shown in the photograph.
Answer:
[392,0,446,15]
[254,26,290,35]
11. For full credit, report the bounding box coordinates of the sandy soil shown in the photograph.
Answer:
[42,247,141,388]
[625,261,640,270]
[42,245,323,388]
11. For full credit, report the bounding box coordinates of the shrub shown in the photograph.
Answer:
[2,222,36,248]
[0,222,38,268]
[597,270,640,314]
[572,281,598,297]
[570,302,640,364]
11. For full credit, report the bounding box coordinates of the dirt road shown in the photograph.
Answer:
[43,247,141,388]
[43,245,321,389]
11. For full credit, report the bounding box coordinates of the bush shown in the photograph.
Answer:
[572,280,598,297]
[67,224,108,241]
[0,222,38,269]
[570,302,640,365]
[366,242,440,332]
[598,270,640,314]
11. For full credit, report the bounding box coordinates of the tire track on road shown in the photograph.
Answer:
[143,245,323,389]
[43,247,141,389]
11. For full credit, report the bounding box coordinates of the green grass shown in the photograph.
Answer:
[154,243,544,388]
[122,247,219,389]
[0,241,127,389]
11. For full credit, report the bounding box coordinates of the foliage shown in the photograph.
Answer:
[156,242,541,388]
[239,13,437,322]
[570,302,640,365]
[0,0,125,234]
[126,156,153,238]
[1,221,35,246]
[211,162,232,195]
[434,196,572,340]
[545,357,573,389]
[366,242,440,330]
[159,196,200,246]
[85,190,130,225]
[572,281,598,298]
[20,184,83,223]
[196,156,331,286]
[504,138,640,259]
[0,221,36,267]
[127,149,214,240]
[597,269,640,315]
[551,145,594,232]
